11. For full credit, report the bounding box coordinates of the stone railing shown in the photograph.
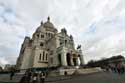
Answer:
[49,67,102,76]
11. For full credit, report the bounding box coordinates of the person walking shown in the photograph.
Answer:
[10,71,14,80]
[30,73,34,83]
[32,73,37,83]
[37,73,41,83]
[40,72,46,83]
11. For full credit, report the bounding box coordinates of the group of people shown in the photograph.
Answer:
[20,71,46,83]
[105,63,125,74]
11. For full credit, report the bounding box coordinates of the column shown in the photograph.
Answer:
[79,49,84,65]
[77,57,81,66]
[61,52,67,66]
[70,57,74,66]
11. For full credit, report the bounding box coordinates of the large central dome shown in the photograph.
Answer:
[36,17,57,32]
[44,17,54,28]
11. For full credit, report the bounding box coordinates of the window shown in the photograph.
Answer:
[41,35,44,38]
[40,42,43,46]
[37,34,39,38]
[65,40,67,46]
[43,51,45,60]
[65,40,67,44]
[39,54,41,60]
[60,42,62,45]
[58,54,62,66]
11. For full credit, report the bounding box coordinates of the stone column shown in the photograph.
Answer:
[78,49,84,65]
[75,58,78,66]
[77,57,81,66]
[70,57,74,66]
[61,52,67,66]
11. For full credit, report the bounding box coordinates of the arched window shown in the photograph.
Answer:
[65,40,67,44]
[43,51,45,60]
[58,54,62,66]
[37,34,39,38]
[66,53,71,66]
[39,53,41,60]
[60,42,62,45]
[41,35,44,38]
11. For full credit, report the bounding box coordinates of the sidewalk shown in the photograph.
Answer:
[0,71,103,83]
[0,73,71,83]
[0,73,23,83]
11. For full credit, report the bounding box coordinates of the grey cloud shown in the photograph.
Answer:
[0,0,125,66]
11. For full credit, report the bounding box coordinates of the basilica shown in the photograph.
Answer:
[16,17,84,70]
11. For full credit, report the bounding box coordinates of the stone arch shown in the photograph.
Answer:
[66,53,71,66]
[73,54,77,66]
[58,54,62,66]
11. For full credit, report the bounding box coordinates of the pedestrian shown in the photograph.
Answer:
[10,71,14,80]
[37,73,41,83]
[64,71,68,76]
[32,73,37,83]
[30,72,34,83]
[40,72,46,83]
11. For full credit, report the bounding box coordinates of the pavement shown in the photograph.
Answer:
[48,72,125,83]
[0,72,125,83]
[0,73,23,83]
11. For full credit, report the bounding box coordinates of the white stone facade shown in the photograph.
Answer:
[16,17,84,70]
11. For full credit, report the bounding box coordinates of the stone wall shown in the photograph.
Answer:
[58,67,102,76]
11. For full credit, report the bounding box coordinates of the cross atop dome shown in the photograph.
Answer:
[47,16,50,21]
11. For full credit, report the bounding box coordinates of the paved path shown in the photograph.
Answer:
[0,73,23,83]
[46,72,125,83]
[1,72,125,83]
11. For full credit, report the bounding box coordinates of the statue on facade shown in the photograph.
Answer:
[77,45,81,50]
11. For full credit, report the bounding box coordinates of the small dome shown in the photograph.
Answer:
[44,21,54,28]
[43,16,57,32]
[61,28,67,34]
[35,17,57,33]
[70,35,73,40]
[36,26,44,32]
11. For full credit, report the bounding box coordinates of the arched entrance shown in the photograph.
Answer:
[66,53,71,66]
[58,54,62,66]
[73,58,77,66]
[73,54,78,66]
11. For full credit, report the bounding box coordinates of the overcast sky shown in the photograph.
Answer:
[0,0,125,67]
